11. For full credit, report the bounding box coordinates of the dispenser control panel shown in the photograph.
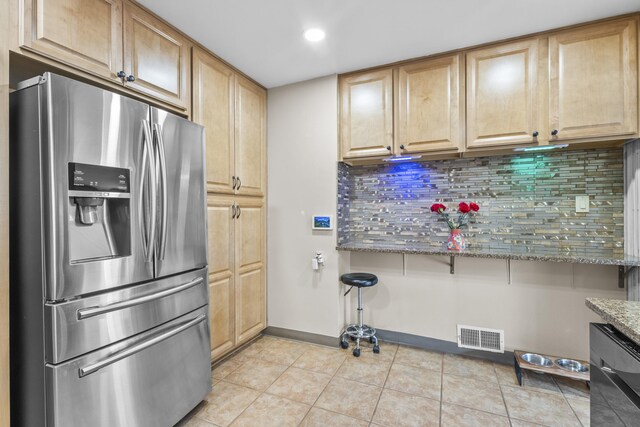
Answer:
[68,162,130,193]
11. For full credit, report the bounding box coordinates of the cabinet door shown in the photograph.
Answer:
[466,39,540,148]
[123,2,191,110]
[398,54,464,153]
[193,48,235,195]
[340,69,394,159]
[235,76,266,197]
[549,18,638,141]
[234,198,265,346]
[20,0,123,82]
[207,195,236,360]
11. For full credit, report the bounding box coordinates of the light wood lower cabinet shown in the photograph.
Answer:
[19,0,124,82]
[207,195,265,360]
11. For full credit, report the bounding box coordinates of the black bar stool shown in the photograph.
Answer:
[339,272,380,357]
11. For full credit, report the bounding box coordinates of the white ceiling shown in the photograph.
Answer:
[138,0,640,88]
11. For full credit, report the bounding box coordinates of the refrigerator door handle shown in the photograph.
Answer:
[153,123,168,261]
[78,314,207,378]
[140,120,157,263]
[76,277,204,320]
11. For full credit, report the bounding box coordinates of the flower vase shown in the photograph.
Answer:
[447,228,466,252]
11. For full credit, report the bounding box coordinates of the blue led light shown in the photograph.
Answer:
[513,144,569,153]
[382,155,422,162]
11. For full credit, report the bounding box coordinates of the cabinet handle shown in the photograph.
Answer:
[551,129,559,136]
[400,145,405,150]
[237,206,241,218]
[116,71,126,79]
[386,146,391,151]
[532,131,539,137]
[126,75,136,82]
[231,204,237,219]
[237,177,241,190]
[232,176,236,190]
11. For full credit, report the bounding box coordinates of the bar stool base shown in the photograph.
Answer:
[340,324,380,357]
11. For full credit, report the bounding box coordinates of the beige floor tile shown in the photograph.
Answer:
[176,418,220,427]
[443,354,497,382]
[494,363,561,394]
[293,346,347,375]
[212,358,244,380]
[196,381,260,427]
[394,346,443,372]
[299,407,369,427]
[555,376,591,399]
[567,397,590,427]
[349,340,398,362]
[384,363,442,401]
[441,374,506,416]
[230,394,310,427]
[440,403,510,427]
[336,352,392,387]
[372,388,440,427]
[509,419,547,426]
[315,376,382,421]
[266,366,331,405]
[502,385,581,426]
[225,358,288,391]
[259,343,308,365]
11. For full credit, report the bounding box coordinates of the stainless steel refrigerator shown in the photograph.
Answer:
[10,73,210,427]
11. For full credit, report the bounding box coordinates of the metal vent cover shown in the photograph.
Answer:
[457,325,504,353]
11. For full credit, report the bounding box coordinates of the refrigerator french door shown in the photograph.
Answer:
[10,73,210,427]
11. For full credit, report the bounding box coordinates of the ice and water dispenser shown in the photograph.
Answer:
[68,162,131,262]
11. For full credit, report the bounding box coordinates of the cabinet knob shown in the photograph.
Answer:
[126,75,136,82]
[386,146,391,151]
[551,129,559,136]
[116,71,126,79]
[400,145,405,150]
[532,131,539,137]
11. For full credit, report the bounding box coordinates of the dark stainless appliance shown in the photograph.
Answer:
[590,323,640,426]
[10,73,210,427]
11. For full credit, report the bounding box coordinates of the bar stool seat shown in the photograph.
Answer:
[340,272,380,357]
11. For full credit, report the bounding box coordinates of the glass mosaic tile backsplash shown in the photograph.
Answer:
[337,148,624,256]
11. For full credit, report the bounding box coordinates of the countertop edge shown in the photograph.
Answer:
[586,298,640,346]
[336,245,637,266]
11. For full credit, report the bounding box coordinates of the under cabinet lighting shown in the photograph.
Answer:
[382,155,422,162]
[513,144,569,153]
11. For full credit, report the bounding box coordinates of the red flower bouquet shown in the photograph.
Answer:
[429,201,480,230]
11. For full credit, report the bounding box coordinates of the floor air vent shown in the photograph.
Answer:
[457,325,504,353]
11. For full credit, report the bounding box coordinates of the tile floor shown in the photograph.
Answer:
[176,336,590,427]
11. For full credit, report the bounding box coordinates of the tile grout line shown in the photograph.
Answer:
[553,376,588,427]
[493,363,514,426]
[368,343,399,425]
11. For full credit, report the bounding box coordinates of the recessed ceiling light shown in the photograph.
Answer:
[304,28,325,42]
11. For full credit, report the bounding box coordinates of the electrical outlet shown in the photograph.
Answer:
[575,195,589,213]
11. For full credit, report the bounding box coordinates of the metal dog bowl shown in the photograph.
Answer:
[520,353,554,367]
[555,358,589,373]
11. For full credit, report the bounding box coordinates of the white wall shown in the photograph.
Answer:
[267,75,625,360]
[267,75,348,337]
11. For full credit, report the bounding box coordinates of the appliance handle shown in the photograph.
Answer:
[600,365,640,405]
[154,123,168,261]
[76,277,204,320]
[141,120,157,263]
[78,314,206,378]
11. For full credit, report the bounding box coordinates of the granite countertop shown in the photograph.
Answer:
[336,243,640,266]
[586,298,640,345]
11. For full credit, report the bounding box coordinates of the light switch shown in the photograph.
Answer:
[575,195,589,213]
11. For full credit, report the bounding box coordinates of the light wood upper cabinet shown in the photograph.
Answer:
[548,18,638,142]
[193,48,235,194]
[466,39,540,149]
[123,1,191,109]
[340,69,394,159]
[19,0,123,82]
[397,54,464,153]
[235,75,266,197]
[234,198,265,346]
[207,195,236,360]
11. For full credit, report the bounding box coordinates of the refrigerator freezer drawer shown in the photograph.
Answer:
[46,306,211,427]
[45,268,208,363]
